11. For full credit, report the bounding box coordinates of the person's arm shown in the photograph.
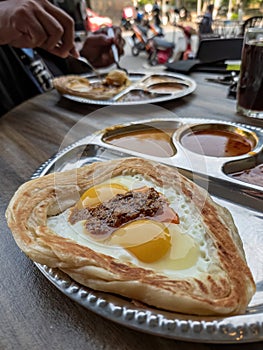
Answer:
[0,0,78,58]
[79,27,125,68]
[38,26,126,76]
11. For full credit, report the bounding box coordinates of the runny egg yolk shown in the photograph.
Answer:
[77,183,128,208]
[110,219,171,263]
[109,219,199,268]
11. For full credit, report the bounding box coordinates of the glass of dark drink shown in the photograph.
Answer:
[237,27,263,119]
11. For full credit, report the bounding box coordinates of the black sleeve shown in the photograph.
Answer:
[0,45,91,117]
[0,45,40,117]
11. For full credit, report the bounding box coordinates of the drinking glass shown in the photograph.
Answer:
[237,27,263,119]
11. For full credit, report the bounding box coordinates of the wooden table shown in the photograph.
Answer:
[1,73,262,349]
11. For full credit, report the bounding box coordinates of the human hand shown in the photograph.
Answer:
[80,26,125,68]
[0,0,78,58]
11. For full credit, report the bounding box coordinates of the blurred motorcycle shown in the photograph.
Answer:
[149,37,175,65]
[121,6,135,30]
[129,24,149,56]
[174,24,198,60]
[129,23,172,65]
[128,22,198,66]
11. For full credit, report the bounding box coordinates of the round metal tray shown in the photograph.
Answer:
[62,72,196,106]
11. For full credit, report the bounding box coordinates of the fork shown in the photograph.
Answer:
[76,56,103,81]
[107,27,128,75]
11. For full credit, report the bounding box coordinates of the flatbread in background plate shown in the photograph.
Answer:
[5,157,255,316]
[53,69,130,100]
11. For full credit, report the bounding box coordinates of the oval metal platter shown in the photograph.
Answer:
[31,117,263,344]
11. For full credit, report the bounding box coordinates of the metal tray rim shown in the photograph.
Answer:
[34,263,263,344]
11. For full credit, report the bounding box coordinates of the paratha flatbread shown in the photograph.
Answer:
[53,69,130,100]
[5,158,255,316]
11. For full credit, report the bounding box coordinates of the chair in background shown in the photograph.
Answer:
[165,37,244,74]
[240,16,263,36]
[196,37,243,63]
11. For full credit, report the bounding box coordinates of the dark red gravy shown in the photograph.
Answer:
[181,129,254,157]
[229,164,263,187]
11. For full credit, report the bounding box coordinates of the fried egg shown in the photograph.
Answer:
[47,175,211,279]
[105,69,129,86]
[66,77,90,92]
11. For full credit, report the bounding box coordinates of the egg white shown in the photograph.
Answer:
[47,175,214,279]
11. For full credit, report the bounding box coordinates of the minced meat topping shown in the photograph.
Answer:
[69,187,178,238]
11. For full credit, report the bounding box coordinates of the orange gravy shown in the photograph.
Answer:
[181,130,254,157]
[105,129,176,157]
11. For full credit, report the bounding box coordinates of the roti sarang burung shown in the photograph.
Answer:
[52,69,130,100]
[6,157,256,316]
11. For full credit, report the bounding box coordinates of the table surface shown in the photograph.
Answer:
[1,72,263,350]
